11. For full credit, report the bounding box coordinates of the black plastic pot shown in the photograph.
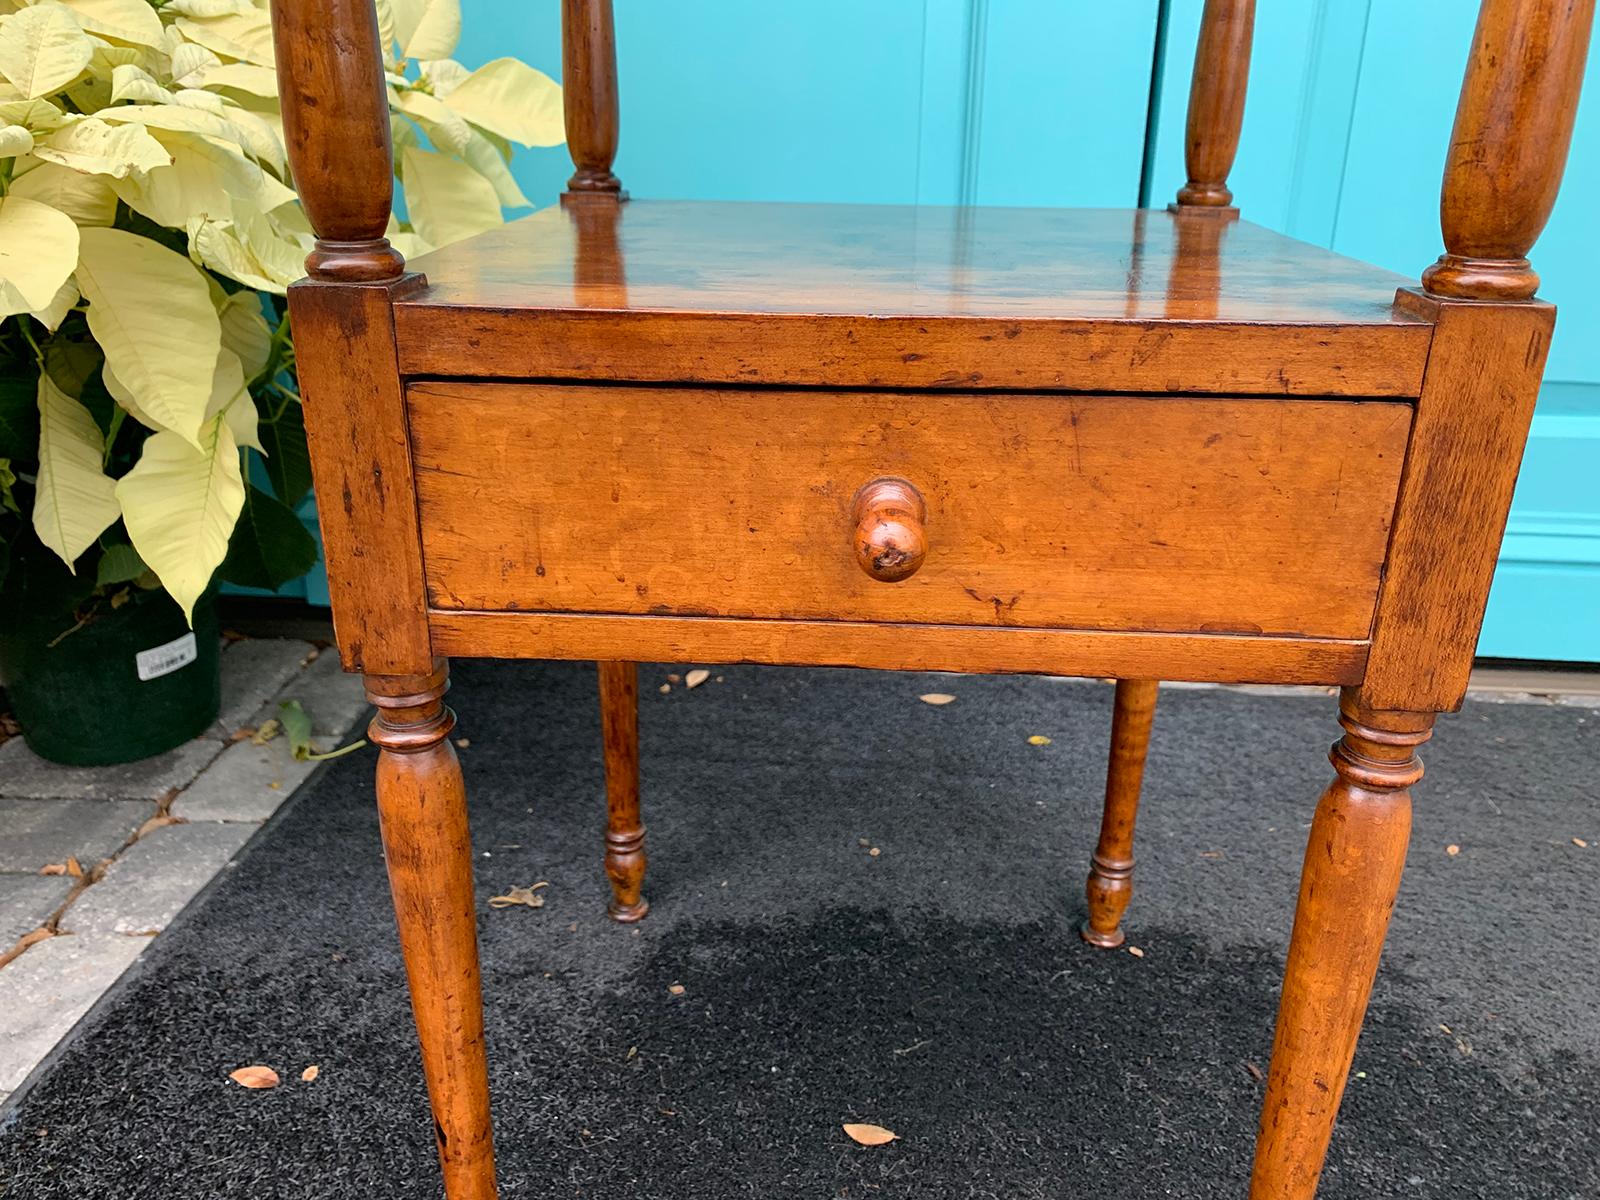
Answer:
[0,586,220,766]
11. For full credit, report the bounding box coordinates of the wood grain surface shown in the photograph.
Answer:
[394,204,1431,396]
[1364,292,1555,712]
[409,384,1411,641]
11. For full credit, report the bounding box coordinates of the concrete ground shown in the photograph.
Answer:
[0,645,1592,1115]
[0,639,372,1103]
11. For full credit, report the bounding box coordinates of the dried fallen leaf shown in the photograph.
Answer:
[230,726,256,742]
[1574,837,1589,848]
[1027,735,1052,746]
[1127,945,1146,958]
[488,882,550,910]
[229,1066,280,1090]
[301,1065,320,1083]
[668,983,686,996]
[843,1123,899,1146]
[919,693,956,706]
[1446,844,1461,857]
[685,669,711,689]
[39,862,67,876]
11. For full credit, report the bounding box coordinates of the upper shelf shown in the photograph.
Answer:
[393,201,1433,396]
[406,201,1421,324]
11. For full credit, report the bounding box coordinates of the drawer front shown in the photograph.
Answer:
[408,384,1411,640]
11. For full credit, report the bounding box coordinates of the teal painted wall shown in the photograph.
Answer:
[1149,0,1600,662]
[457,0,1160,206]
[276,1,1599,663]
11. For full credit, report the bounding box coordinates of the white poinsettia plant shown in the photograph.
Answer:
[0,0,561,628]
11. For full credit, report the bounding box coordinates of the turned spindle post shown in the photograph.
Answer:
[562,0,626,202]
[1249,693,1433,1199]
[367,664,497,1200]
[1172,0,1255,213]
[270,0,405,281]
[1081,680,1159,949]
[598,661,649,921]
[1422,0,1595,300]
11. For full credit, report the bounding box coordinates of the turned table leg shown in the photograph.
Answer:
[1082,679,1159,948]
[598,660,648,921]
[367,662,498,1200]
[1250,689,1433,1199]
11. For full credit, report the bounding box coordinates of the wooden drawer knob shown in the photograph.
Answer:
[851,477,927,582]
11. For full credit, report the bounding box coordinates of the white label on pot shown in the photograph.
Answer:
[136,632,198,681]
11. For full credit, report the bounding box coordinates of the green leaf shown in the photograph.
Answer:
[276,697,365,761]
[259,395,312,508]
[33,371,121,570]
[0,4,95,100]
[0,357,41,461]
[0,457,19,515]
[278,696,314,756]
[42,338,102,400]
[76,226,222,449]
[442,57,564,147]
[220,482,315,590]
[94,539,146,587]
[114,413,244,623]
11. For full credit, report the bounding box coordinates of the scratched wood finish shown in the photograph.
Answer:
[1423,0,1595,300]
[408,384,1411,641]
[1250,692,1432,1199]
[1364,293,1555,712]
[394,205,1431,396]
[287,280,432,674]
[1174,0,1255,210]
[366,663,497,1200]
[1082,679,1160,949]
[429,612,1368,687]
[597,661,647,921]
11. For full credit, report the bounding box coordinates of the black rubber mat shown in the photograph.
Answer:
[2,661,1596,1198]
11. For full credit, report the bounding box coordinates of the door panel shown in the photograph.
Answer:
[457,0,1158,206]
[1150,0,1600,663]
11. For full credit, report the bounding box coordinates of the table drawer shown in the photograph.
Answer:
[408,384,1410,640]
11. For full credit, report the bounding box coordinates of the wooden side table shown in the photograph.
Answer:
[268,0,1594,1195]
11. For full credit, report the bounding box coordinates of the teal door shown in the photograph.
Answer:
[1148,0,1600,663]
[458,0,1163,205]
